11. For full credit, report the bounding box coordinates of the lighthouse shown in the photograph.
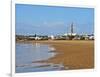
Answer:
[64,23,77,40]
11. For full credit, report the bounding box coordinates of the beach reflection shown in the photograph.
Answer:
[16,43,65,73]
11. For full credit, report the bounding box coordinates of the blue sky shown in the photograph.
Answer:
[15,4,94,35]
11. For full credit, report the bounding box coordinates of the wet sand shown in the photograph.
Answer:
[31,40,94,70]
[17,40,94,70]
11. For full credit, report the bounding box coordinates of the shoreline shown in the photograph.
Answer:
[16,40,94,70]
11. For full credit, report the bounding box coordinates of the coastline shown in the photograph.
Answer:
[16,40,94,70]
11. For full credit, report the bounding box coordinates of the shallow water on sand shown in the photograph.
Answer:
[16,43,65,73]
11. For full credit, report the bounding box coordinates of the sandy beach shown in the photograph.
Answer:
[17,40,94,70]
[31,40,94,70]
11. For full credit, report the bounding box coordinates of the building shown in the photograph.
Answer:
[50,35,55,40]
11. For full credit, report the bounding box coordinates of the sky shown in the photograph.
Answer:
[15,4,94,35]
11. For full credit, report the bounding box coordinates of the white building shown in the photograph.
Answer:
[50,35,55,40]
[64,33,77,36]
[35,36,41,40]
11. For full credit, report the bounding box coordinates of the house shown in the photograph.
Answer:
[35,36,42,40]
[50,35,55,40]
[89,34,94,40]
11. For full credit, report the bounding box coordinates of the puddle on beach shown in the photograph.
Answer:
[16,43,66,73]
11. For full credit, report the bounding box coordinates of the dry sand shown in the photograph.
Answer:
[32,40,94,70]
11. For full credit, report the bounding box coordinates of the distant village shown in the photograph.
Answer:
[16,23,94,41]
